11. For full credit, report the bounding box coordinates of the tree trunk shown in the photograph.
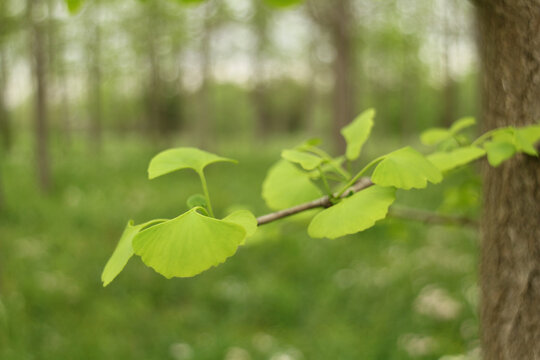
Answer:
[330,0,354,154]
[476,1,540,358]
[29,0,51,192]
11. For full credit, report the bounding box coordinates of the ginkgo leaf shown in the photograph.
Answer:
[484,141,516,167]
[262,160,323,210]
[308,186,396,239]
[514,126,540,156]
[371,146,443,190]
[223,209,258,244]
[101,219,166,287]
[281,149,323,170]
[427,146,486,172]
[450,117,476,134]
[133,209,246,278]
[420,128,452,146]
[148,147,236,179]
[341,108,375,160]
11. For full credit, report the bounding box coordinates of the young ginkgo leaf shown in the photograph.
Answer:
[341,108,375,161]
[371,146,443,190]
[484,140,516,167]
[450,117,476,134]
[187,194,207,210]
[427,146,486,172]
[223,209,258,244]
[262,160,323,210]
[420,128,452,146]
[308,185,396,239]
[132,209,246,278]
[101,219,166,287]
[281,149,323,171]
[148,147,236,179]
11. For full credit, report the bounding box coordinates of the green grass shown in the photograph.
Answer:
[0,134,480,359]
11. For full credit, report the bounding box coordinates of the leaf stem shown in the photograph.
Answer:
[308,147,351,179]
[198,171,215,218]
[336,156,383,198]
[318,165,332,197]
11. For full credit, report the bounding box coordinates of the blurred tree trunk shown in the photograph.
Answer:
[308,0,355,154]
[441,1,457,127]
[28,0,51,191]
[88,0,103,150]
[0,0,11,153]
[250,1,271,139]
[197,2,215,149]
[476,1,540,358]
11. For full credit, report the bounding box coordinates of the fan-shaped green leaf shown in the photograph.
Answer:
[484,141,516,167]
[420,128,452,146]
[514,126,540,156]
[262,160,323,210]
[133,209,246,278]
[450,117,476,134]
[427,146,486,172]
[281,149,323,171]
[223,209,258,244]
[308,186,396,239]
[371,147,443,189]
[101,219,166,287]
[341,108,375,160]
[148,147,236,179]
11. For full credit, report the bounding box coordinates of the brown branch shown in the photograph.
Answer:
[256,178,478,228]
[256,177,373,225]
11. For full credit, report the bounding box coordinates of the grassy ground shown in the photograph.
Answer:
[0,134,480,359]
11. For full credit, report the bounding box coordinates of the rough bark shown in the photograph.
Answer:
[476,1,540,358]
[28,0,51,191]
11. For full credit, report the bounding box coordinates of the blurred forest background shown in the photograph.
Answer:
[0,0,482,359]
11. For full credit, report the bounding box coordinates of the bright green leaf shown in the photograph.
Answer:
[148,147,236,179]
[450,117,476,134]
[281,149,323,170]
[262,160,323,210]
[427,146,486,172]
[341,108,375,160]
[223,210,258,244]
[484,140,516,167]
[371,147,443,190]
[514,126,539,156]
[308,186,396,239]
[420,128,452,146]
[133,209,246,278]
[101,219,166,287]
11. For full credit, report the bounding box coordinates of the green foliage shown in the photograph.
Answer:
[262,160,322,210]
[148,147,236,179]
[308,186,395,239]
[371,147,442,190]
[427,146,486,172]
[133,208,247,278]
[103,110,540,284]
[101,219,166,286]
[341,108,375,161]
[281,149,323,171]
[263,0,303,8]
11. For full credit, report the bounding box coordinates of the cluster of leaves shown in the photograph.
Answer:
[102,109,540,286]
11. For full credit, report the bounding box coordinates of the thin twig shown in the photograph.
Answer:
[256,178,478,228]
[256,177,373,225]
